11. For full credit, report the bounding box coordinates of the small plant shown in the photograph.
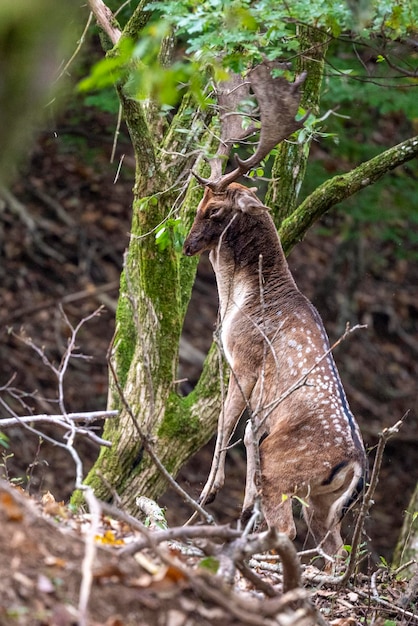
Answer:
[155,217,187,253]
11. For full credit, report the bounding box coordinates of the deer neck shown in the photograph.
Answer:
[209,214,297,318]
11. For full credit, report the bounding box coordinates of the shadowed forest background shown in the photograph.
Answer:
[1,28,417,567]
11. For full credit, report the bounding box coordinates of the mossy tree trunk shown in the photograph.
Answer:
[80,84,223,506]
[393,481,418,572]
[78,6,418,514]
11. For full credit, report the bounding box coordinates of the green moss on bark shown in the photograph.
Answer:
[157,392,200,440]
[113,274,137,390]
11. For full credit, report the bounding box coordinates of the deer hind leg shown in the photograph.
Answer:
[199,373,256,505]
[303,459,365,567]
[303,494,344,563]
[258,458,297,540]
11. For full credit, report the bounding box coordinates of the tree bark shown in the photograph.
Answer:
[279,134,418,254]
[393,481,418,574]
[266,25,329,226]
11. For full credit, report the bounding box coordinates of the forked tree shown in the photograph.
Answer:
[76,1,418,523]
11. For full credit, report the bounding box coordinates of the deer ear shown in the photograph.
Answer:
[236,191,269,215]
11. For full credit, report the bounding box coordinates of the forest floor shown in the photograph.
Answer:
[0,105,417,624]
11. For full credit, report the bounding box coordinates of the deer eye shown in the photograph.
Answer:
[208,205,225,220]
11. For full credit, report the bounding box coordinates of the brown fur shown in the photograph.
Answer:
[184,183,367,560]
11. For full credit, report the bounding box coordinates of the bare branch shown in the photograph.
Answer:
[257,322,367,433]
[87,0,122,45]
[0,411,117,447]
[0,410,118,427]
[303,415,407,586]
[55,12,94,82]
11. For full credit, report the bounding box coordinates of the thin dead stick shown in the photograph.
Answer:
[0,412,116,447]
[55,12,93,82]
[78,488,101,626]
[339,416,406,584]
[1,281,119,326]
[256,322,367,432]
[355,585,418,624]
[119,524,242,557]
[111,104,123,165]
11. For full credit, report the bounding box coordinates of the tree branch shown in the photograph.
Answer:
[279,134,418,254]
[0,411,118,447]
[87,0,121,45]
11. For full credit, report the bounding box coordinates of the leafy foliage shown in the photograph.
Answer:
[146,0,417,69]
[299,37,418,260]
[155,218,187,253]
[80,0,417,108]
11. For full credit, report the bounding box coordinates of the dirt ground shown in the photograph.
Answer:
[0,104,417,579]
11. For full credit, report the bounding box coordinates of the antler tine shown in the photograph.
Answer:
[216,65,307,191]
[192,74,252,191]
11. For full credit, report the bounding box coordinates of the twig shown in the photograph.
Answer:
[339,417,406,584]
[55,11,94,82]
[257,322,367,431]
[78,489,101,626]
[399,561,418,608]
[0,410,117,447]
[355,585,418,624]
[1,280,119,326]
[119,524,242,557]
[236,561,278,597]
[111,103,123,165]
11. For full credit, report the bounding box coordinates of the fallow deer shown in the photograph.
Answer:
[183,64,367,560]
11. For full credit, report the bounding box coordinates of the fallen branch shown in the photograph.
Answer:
[221,528,302,594]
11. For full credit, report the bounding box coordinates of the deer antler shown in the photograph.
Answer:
[193,73,253,185]
[195,62,308,192]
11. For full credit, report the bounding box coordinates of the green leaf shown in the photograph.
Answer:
[78,38,134,92]
[0,432,9,449]
[155,217,187,252]
[199,556,220,574]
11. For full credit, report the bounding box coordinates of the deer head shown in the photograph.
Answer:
[184,62,307,257]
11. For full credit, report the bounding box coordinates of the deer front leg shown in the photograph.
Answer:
[242,418,258,515]
[241,416,266,521]
[199,373,255,505]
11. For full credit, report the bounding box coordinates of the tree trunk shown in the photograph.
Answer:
[266,25,328,226]
[74,81,223,506]
[393,482,418,574]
